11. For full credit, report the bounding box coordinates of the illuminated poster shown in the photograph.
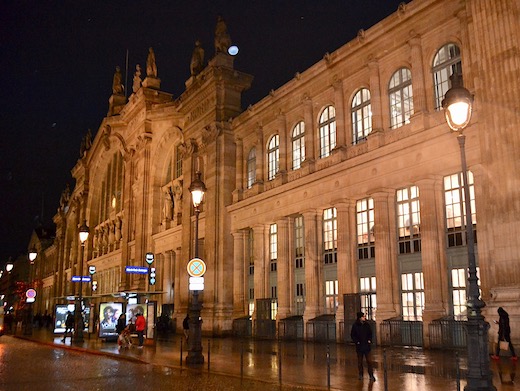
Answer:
[54,304,89,334]
[126,304,147,335]
[99,302,123,338]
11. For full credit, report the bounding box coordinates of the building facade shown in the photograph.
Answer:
[30,0,520,346]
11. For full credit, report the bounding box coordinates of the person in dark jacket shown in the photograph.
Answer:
[492,307,518,360]
[351,311,376,381]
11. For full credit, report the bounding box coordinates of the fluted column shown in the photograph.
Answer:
[302,209,320,323]
[303,96,316,164]
[252,224,267,305]
[372,190,399,321]
[277,113,288,176]
[255,128,264,185]
[232,230,247,317]
[276,217,291,319]
[368,59,383,133]
[333,80,347,153]
[417,178,448,346]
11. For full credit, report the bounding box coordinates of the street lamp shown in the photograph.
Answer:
[24,248,38,335]
[442,73,495,391]
[73,220,89,343]
[186,171,206,365]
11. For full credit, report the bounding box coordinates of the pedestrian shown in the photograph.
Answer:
[351,311,376,382]
[116,313,126,336]
[62,311,74,342]
[183,314,189,342]
[492,307,518,360]
[135,311,146,348]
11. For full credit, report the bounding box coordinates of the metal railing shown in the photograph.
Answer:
[429,317,467,349]
[380,317,423,347]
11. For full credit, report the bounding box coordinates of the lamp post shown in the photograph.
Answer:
[73,220,89,343]
[442,73,495,391]
[186,171,206,365]
[24,248,38,335]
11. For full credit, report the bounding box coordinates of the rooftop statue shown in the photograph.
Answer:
[132,64,142,93]
[190,40,205,76]
[215,15,231,54]
[146,47,158,78]
[112,66,124,95]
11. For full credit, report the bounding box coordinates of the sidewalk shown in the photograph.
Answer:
[15,328,519,390]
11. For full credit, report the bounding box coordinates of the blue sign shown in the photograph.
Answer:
[125,266,149,274]
[71,276,92,282]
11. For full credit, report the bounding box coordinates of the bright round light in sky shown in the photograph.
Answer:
[228,45,239,56]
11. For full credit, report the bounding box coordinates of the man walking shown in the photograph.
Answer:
[351,311,376,382]
[62,311,74,342]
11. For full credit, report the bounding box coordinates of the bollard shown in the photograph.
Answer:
[456,351,460,391]
[326,343,331,389]
[207,339,211,371]
[278,339,282,386]
[180,338,183,367]
[240,339,244,382]
[383,348,388,391]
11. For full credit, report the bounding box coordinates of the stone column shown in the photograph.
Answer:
[333,80,347,154]
[233,137,243,201]
[372,190,399,321]
[276,217,291,319]
[408,33,428,132]
[232,230,247,317]
[277,113,288,176]
[368,59,383,133]
[335,199,356,331]
[255,128,264,185]
[252,224,267,305]
[417,178,448,346]
[302,209,320,323]
[303,96,316,165]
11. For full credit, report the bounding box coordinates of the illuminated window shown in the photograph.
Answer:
[444,171,476,247]
[319,105,336,158]
[99,152,124,222]
[246,148,256,189]
[433,43,462,110]
[356,198,375,260]
[401,272,424,321]
[389,68,414,129]
[351,88,372,144]
[292,121,305,170]
[323,208,337,264]
[267,135,280,181]
[294,215,305,268]
[325,279,338,314]
[269,224,277,272]
[397,186,421,254]
[451,267,481,320]
[360,277,377,321]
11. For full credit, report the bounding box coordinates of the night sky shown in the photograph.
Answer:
[0,1,408,266]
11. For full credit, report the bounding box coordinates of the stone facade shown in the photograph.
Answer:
[31,0,520,345]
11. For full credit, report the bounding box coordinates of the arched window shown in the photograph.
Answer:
[433,43,462,110]
[389,68,414,129]
[246,148,256,189]
[267,135,280,181]
[319,105,336,158]
[291,121,305,170]
[99,152,124,223]
[351,88,372,144]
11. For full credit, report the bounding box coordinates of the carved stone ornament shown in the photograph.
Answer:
[178,138,197,159]
[202,123,221,146]
[102,125,112,151]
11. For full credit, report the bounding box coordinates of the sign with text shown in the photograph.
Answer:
[125,266,149,274]
[189,276,204,291]
[71,276,91,282]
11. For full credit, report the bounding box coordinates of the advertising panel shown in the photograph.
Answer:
[126,303,147,335]
[54,304,89,334]
[98,302,123,338]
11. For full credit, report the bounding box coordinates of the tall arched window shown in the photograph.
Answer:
[389,68,414,129]
[319,105,336,158]
[246,148,256,189]
[433,43,462,110]
[351,88,372,144]
[99,152,124,223]
[267,135,280,181]
[291,121,305,170]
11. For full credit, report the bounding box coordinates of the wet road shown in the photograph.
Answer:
[0,336,306,391]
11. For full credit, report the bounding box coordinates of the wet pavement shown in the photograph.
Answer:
[12,328,520,390]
